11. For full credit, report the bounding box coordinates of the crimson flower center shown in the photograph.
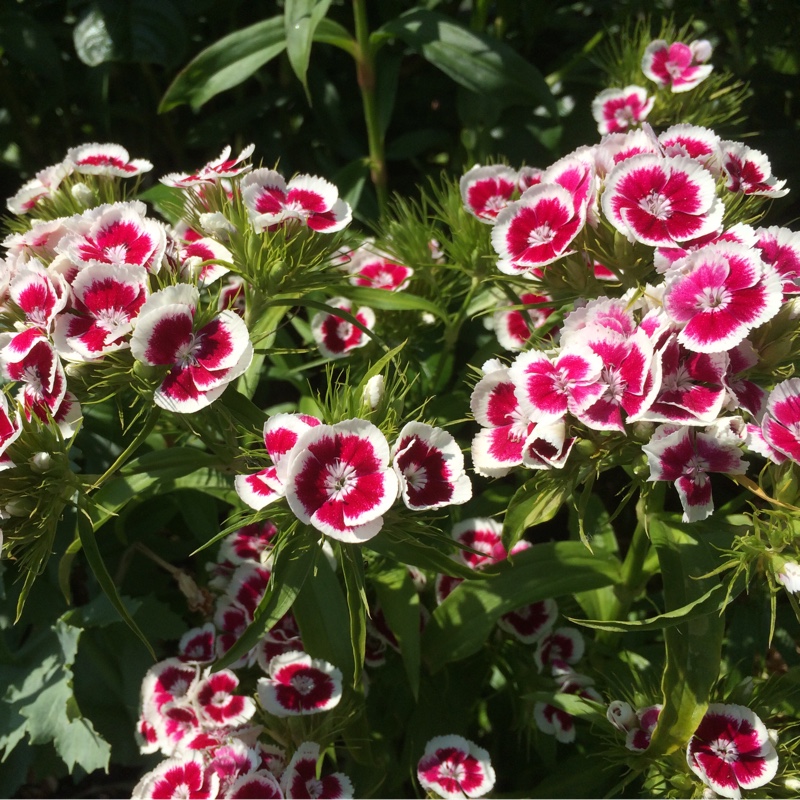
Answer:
[639,190,672,219]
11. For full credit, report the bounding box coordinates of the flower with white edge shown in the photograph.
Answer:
[392,421,472,511]
[362,374,384,409]
[492,183,586,273]
[131,753,219,799]
[686,703,779,799]
[626,704,662,751]
[160,144,255,188]
[607,700,637,732]
[257,651,342,717]
[281,741,354,799]
[720,141,789,198]
[601,153,724,247]
[658,124,722,173]
[534,627,585,672]
[235,413,321,510]
[760,379,800,464]
[663,243,782,354]
[493,291,556,351]
[130,284,253,413]
[460,164,519,222]
[193,668,255,728]
[642,39,713,92]
[592,86,654,135]
[642,423,748,522]
[497,598,558,644]
[0,393,21,470]
[417,735,496,799]
[756,225,800,295]
[342,245,413,291]
[241,168,352,233]
[65,142,152,177]
[9,261,68,331]
[311,297,375,359]
[777,560,800,593]
[284,418,398,543]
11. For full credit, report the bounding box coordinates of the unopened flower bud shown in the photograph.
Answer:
[30,452,52,473]
[362,375,384,410]
[607,700,636,732]
[71,182,95,206]
[199,212,235,238]
[777,560,800,593]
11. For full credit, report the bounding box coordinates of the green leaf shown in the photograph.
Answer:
[645,515,729,757]
[379,9,556,116]
[159,16,286,112]
[76,507,155,659]
[372,565,421,698]
[503,473,572,552]
[343,285,448,320]
[366,529,481,580]
[313,18,357,55]
[293,556,355,684]
[213,527,317,671]
[285,0,333,95]
[422,542,620,670]
[340,544,368,686]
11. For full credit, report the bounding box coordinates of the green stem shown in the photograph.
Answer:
[352,0,388,216]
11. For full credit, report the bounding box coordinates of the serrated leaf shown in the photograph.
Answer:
[422,541,620,670]
[379,9,557,116]
[159,16,286,112]
[285,0,333,95]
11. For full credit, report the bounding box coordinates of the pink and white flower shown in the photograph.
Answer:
[777,560,800,593]
[592,86,654,135]
[281,742,353,799]
[65,142,152,177]
[491,183,585,273]
[601,154,723,247]
[310,297,375,359]
[720,141,789,198]
[130,285,253,413]
[226,770,283,799]
[521,420,576,470]
[194,669,256,728]
[176,236,232,286]
[9,261,67,331]
[642,39,713,92]
[235,413,321,510]
[658,124,721,173]
[534,627,585,672]
[391,421,472,511]
[460,164,519,222]
[241,169,351,233]
[533,674,602,744]
[755,225,800,295]
[417,735,495,799]
[642,423,748,522]
[663,243,782,353]
[344,248,413,291]
[497,598,558,644]
[53,262,148,360]
[284,418,398,543]
[686,703,778,799]
[626,704,662,752]
[7,161,70,215]
[0,393,22,470]
[470,365,536,477]
[510,347,604,423]
[492,292,555,351]
[178,624,217,664]
[58,201,167,273]
[760,378,800,464]
[160,144,255,188]
[131,753,219,800]
[257,651,342,717]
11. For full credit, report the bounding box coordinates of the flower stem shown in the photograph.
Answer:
[352,0,388,216]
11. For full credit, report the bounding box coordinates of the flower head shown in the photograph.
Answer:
[642,39,713,92]
[417,735,496,799]
[257,651,342,717]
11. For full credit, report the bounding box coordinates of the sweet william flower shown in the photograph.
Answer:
[131,754,219,800]
[460,164,519,222]
[720,141,789,198]
[284,418,398,543]
[777,560,800,593]
[310,297,375,359]
[130,284,253,413]
[760,378,800,464]
[642,39,713,92]
[417,735,496,799]
[160,143,255,188]
[281,741,353,799]
[601,153,723,247]
[592,86,654,135]
[257,651,342,717]
[65,142,152,177]
[686,703,779,799]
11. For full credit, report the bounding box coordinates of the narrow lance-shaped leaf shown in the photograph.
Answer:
[645,515,733,757]
[377,9,557,117]
[422,541,621,671]
[284,0,334,96]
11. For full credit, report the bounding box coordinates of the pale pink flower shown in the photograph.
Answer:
[642,39,713,92]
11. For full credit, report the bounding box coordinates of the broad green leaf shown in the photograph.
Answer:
[422,542,620,670]
[646,515,730,757]
[285,0,333,95]
[503,473,572,551]
[293,556,355,684]
[344,285,448,320]
[76,507,155,659]
[378,10,557,116]
[159,17,286,112]
[312,17,357,55]
[213,527,317,671]
[372,565,421,698]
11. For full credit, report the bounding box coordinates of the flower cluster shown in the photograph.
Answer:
[236,414,471,543]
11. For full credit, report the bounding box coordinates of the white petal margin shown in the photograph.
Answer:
[417,734,496,799]
[257,650,343,717]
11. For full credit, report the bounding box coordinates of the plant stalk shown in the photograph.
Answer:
[352,0,389,216]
